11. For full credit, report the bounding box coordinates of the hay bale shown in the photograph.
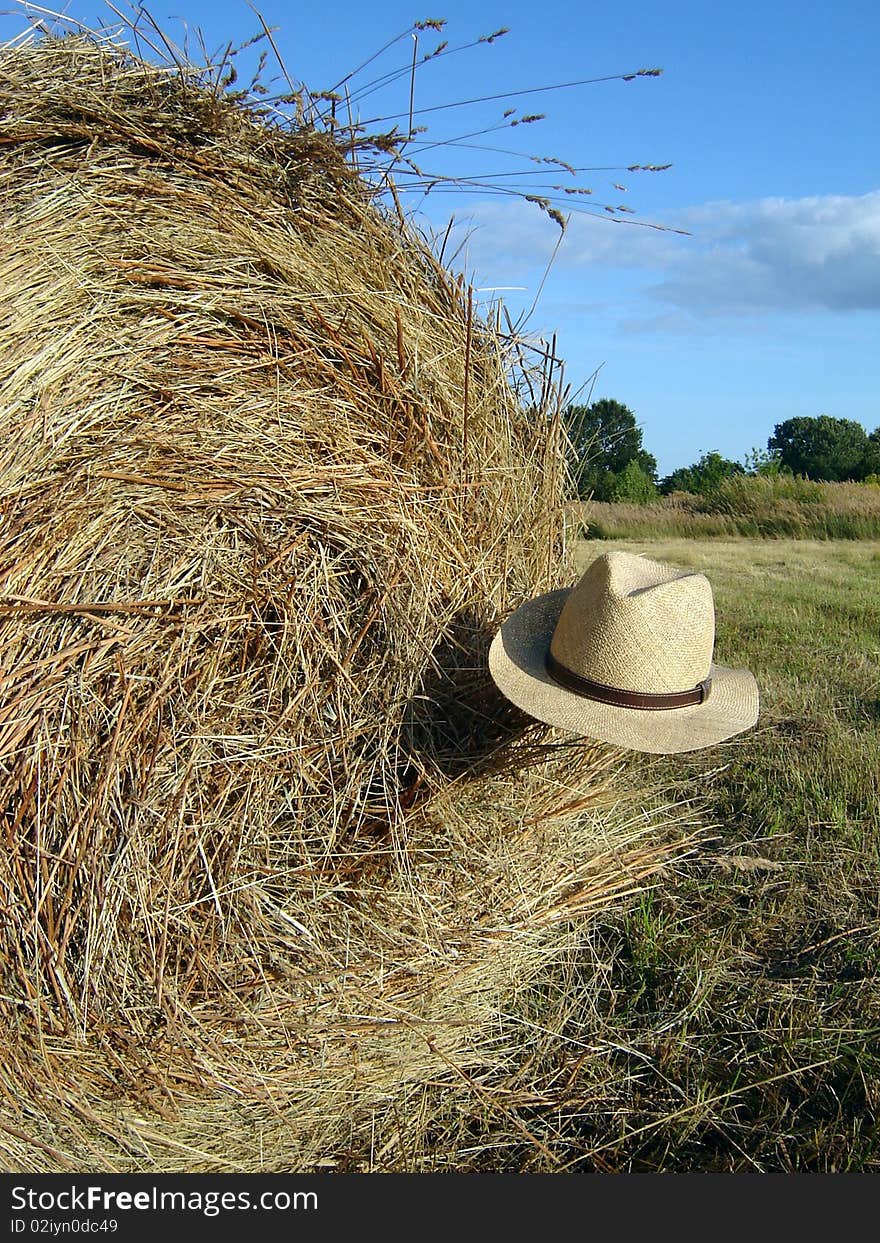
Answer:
[0,28,686,1171]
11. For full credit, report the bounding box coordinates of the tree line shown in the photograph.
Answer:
[565,400,880,502]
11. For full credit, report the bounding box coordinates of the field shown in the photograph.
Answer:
[560,538,880,1170]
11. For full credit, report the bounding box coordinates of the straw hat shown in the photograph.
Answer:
[489,550,759,754]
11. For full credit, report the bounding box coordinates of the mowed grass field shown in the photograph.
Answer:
[566,538,880,1171]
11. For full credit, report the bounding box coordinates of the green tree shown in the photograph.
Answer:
[659,451,744,496]
[767,415,872,481]
[564,398,657,501]
[606,458,658,504]
[742,445,788,477]
[862,427,880,478]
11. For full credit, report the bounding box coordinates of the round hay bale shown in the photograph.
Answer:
[0,28,686,1171]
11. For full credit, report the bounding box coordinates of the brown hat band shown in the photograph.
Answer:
[545,651,712,711]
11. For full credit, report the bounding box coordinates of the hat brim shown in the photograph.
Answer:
[489,588,759,755]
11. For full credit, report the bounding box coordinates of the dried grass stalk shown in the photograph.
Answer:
[0,27,689,1171]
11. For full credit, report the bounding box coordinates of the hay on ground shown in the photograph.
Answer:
[0,24,690,1171]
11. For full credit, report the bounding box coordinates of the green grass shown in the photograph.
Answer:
[554,539,880,1171]
[584,477,880,540]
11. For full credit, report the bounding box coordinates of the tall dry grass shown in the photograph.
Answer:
[585,476,880,540]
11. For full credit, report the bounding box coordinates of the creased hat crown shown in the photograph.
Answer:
[549,551,715,694]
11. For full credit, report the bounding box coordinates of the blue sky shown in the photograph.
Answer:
[3,0,878,475]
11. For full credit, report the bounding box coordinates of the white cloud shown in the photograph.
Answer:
[441,190,880,317]
[657,192,880,312]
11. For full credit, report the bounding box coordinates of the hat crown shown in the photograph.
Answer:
[549,551,715,693]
